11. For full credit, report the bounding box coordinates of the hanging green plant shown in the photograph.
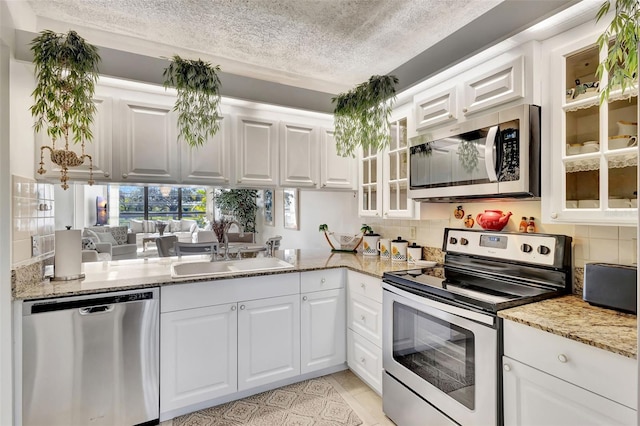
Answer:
[163,55,222,147]
[332,75,399,157]
[595,0,639,104]
[30,29,101,189]
[215,189,258,233]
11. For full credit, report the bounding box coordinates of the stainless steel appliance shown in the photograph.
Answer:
[382,228,572,425]
[22,288,160,426]
[409,104,540,201]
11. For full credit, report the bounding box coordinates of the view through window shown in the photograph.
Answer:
[115,186,208,226]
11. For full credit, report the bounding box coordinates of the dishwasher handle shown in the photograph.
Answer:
[79,305,115,315]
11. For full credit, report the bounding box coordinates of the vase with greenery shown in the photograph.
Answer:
[215,189,258,233]
[596,0,639,103]
[163,55,223,147]
[332,75,399,157]
[31,29,101,189]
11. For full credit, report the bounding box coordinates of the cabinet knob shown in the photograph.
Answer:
[360,283,366,289]
[240,305,246,310]
[360,315,366,322]
[360,357,366,363]
[312,182,316,186]
[231,305,237,311]
[122,173,128,179]
[503,363,511,372]
[550,212,558,219]
[104,172,110,178]
[462,107,468,113]
[321,278,326,284]
[322,183,327,188]
[557,354,568,363]
[302,296,308,301]
[448,114,454,119]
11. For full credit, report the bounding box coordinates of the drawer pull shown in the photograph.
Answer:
[321,278,326,284]
[302,296,308,301]
[231,306,237,311]
[360,357,366,363]
[240,305,246,310]
[360,315,366,322]
[557,354,568,363]
[503,363,511,372]
[360,283,366,289]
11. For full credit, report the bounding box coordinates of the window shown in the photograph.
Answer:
[114,185,208,226]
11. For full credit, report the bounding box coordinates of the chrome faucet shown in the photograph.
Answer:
[222,220,244,260]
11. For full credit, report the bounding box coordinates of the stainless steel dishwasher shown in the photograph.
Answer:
[22,288,160,426]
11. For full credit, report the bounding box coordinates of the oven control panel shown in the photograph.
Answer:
[444,228,563,267]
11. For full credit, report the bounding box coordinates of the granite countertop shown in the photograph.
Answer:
[499,295,637,359]
[12,249,417,301]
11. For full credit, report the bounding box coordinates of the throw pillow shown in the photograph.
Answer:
[142,220,155,233]
[83,229,100,240]
[189,223,198,234]
[130,219,144,234]
[110,226,128,245]
[81,237,96,250]
[170,219,181,233]
[181,219,197,232]
[96,232,118,245]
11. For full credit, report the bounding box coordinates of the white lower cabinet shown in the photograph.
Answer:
[238,294,300,390]
[301,288,346,374]
[160,303,238,412]
[346,271,383,394]
[503,320,637,425]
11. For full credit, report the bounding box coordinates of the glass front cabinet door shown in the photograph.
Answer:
[544,28,638,225]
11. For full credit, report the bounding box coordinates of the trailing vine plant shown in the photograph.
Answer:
[596,0,639,103]
[332,75,399,157]
[215,189,258,233]
[163,55,222,147]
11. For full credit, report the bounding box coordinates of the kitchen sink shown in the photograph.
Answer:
[171,257,295,279]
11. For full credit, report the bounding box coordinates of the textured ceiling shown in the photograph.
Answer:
[25,0,503,92]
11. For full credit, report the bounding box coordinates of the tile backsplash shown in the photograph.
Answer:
[12,175,55,266]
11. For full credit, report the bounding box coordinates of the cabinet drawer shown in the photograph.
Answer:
[504,320,637,409]
[348,291,382,347]
[301,268,344,293]
[347,271,382,303]
[348,329,382,394]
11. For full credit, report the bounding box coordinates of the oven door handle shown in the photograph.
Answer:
[382,282,495,326]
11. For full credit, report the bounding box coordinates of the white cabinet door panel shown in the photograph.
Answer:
[347,291,382,347]
[463,56,524,115]
[347,330,382,394]
[236,116,278,186]
[280,122,317,187]
[238,294,300,390]
[301,289,346,374]
[414,87,457,131]
[180,113,231,185]
[119,99,179,183]
[160,303,237,413]
[320,128,356,189]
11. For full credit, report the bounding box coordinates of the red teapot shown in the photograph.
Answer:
[476,210,512,231]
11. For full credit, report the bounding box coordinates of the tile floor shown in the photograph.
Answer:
[160,369,395,426]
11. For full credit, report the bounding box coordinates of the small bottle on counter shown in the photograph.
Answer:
[518,217,528,233]
[527,217,536,233]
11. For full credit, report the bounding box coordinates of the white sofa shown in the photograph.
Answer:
[83,226,138,260]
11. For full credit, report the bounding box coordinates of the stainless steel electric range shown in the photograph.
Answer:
[382,228,572,426]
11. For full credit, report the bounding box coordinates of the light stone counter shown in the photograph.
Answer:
[499,295,637,359]
[12,249,419,301]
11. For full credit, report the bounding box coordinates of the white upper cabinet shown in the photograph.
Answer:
[541,22,638,225]
[280,121,318,187]
[462,56,524,116]
[236,116,279,187]
[180,113,231,185]
[320,128,356,190]
[36,95,113,182]
[117,96,180,183]
[414,87,458,131]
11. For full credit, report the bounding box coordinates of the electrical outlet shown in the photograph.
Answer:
[31,236,40,257]
[409,226,416,239]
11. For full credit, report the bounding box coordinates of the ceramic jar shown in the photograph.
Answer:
[362,233,380,256]
[617,120,637,136]
[377,238,391,259]
[391,236,408,262]
[407,243,422,263]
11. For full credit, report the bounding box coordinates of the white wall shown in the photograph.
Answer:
[9,60,34,180]
[257,190,360,250]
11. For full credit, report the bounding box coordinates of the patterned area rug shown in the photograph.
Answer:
[173,377,363,426]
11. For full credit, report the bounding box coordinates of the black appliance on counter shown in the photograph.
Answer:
[382,228,572,426]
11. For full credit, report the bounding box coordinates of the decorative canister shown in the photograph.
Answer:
[377,238,391,259]
[391,236,408,262]
[362,232,380,256]
[407,242,422,263]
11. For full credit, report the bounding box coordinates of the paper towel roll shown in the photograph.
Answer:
[53,229,84,281]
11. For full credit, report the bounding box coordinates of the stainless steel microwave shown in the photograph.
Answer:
[409,104,540,201]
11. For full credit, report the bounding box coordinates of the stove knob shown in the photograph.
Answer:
[538,245,551,255]
[449,237,458,245]
[520,243,533,253]
[460,238,469,246]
